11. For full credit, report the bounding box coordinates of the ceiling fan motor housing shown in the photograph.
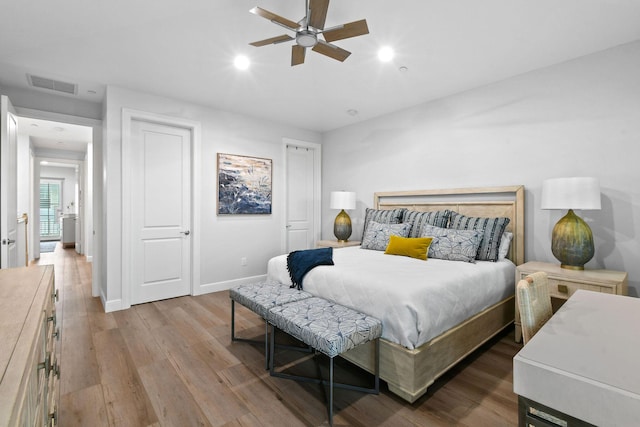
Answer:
[296,30,318,47]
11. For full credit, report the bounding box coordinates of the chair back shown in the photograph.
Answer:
[517,271,553,344]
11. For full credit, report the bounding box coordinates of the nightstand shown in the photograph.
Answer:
[316,240,361,248]
[515,261,628,343]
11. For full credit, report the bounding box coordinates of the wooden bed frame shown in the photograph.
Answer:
[340,185,525,403]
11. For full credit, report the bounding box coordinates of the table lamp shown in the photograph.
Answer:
[330,191,356,242]
[541,177,601,270]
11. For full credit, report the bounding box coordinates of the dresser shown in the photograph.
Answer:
[0,265,59,426]
[514,261,627,342]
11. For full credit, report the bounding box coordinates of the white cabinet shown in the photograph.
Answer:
[61,214,76,248]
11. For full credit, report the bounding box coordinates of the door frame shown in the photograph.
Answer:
[15,107,98,292]
[0,95,18,268]
[121,108,201,308]
[282,138,322,252]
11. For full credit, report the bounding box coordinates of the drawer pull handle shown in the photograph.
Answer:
[49,409,58,426]
[558,284,569,294]
[53,327,60,340]
[38,354,51,375]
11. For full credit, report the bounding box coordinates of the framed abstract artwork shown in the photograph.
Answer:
[217,153,272,214]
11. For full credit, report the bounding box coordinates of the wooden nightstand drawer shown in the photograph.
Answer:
[547,278,608,299]
[316,240,361,248]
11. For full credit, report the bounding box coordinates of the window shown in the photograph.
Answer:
[40,182,61,238]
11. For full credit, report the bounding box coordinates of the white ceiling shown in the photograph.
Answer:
[1,0,640,132]
[16,116,91,155]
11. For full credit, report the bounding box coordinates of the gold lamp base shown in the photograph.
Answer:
[551,209,595,270]
[333,209,352,242]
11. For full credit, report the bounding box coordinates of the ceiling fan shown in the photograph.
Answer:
[249,0,369,66]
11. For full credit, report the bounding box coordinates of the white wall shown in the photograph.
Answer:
[101,86,321,310]
[322,41,640,296]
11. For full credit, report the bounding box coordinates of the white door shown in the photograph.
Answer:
[286,144,317,251]
[130,120,191,304]
[0,95,18,268]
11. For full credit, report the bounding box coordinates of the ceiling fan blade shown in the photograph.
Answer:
[312,40,351,62]
[291,45,306,66]
[308,0,330,29]
[250,34,294,47]
[322,19,369,42]
[249,7,299,31]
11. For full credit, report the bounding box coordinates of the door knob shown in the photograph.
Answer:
[180,230,190,236]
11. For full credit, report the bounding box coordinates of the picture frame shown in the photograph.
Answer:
[217,153,272,215]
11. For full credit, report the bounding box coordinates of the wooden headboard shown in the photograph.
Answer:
[374,185,525,265]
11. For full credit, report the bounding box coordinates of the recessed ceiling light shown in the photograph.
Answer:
[399,66,408,73]
[347,109,359,116]
[40,161,49,165]
[53,126,64,132]
[378,46,394,62]
[30,123,39,128]
[234,55,250,70]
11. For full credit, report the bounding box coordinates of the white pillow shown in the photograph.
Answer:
[498,231,513,260]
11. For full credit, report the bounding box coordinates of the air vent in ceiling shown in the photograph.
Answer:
[26,74,77,95]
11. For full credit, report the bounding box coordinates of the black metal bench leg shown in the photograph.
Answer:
[231,299,270,369]
[264,319,269,370]
[329,357,334,427]
[231,300,236,340]
[269,325,380,427]
[269,324,276,374]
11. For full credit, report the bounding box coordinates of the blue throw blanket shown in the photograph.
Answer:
[287,247,334,289]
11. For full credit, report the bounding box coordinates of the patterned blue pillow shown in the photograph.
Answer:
[448,212,510,262]
[402,210,451,237]
[362,208,406,237]
[421,224,482,263]
[361,221,411,251]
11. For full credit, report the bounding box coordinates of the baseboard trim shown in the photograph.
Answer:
[103,296,124,313]
[194,274,268,296]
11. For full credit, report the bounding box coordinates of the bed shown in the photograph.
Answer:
[267,186,524,403]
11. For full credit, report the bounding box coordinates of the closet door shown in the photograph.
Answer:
[285,142,320,251]
[129,119,192,304]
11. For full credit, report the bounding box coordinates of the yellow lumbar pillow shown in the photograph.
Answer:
[384,235,433,260]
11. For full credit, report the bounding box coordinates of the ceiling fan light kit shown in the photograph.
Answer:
[296,30,318,48]
[249,0,369,66]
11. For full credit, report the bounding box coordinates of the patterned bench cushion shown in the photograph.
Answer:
[266,297,382,358]
[229,282,312,318]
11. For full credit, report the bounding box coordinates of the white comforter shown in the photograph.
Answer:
[267,246,515,349]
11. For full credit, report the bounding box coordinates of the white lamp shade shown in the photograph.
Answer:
[330,191,356,210]
[541,177,601,210]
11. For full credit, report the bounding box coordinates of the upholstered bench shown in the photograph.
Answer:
[266,297,382,426]
[229,281,312,368]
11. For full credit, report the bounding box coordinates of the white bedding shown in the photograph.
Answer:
[267,246,515,349]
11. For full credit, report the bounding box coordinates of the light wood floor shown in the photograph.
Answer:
[36,245,523,426]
